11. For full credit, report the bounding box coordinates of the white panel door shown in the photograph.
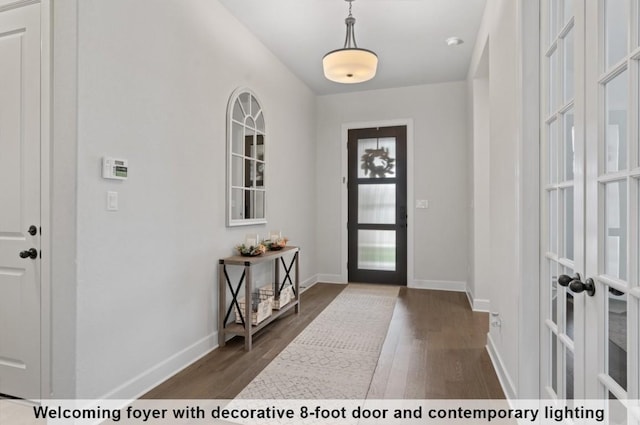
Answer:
[0,2,42,400]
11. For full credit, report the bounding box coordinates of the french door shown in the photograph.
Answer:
[347,126,407,285]
[542,0,640,416]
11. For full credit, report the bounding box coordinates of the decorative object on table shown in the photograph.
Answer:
[265,237,288,251]
[236,243,266,257]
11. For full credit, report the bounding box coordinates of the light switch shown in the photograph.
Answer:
[107,191,118,211]
[416,199,428,209]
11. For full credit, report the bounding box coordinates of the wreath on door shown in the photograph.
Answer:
[361,147,395,178]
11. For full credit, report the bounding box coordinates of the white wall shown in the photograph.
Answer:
[467,0,540,398]
[316,82,468,288]
[467,41,492,312]
[50,0,79,398]
[71,0,317,398]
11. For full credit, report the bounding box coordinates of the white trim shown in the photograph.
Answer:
[516,0,541,399]
[99,333,218,400]
[409,279,466,292]
[486,333,517,399]
[315,274,346,284]
[36,0,52,399]
[299,274,319,291]
[340,119,414,285]
[465,290,491,312]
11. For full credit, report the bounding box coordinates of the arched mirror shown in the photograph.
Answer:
[226,88,266,226]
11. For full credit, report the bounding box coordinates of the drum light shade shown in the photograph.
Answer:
[323,0,377,84]
[323,48,378,83]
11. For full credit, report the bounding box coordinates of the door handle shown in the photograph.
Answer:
[558,273,580,287]
[569,277,596,296]
[19,248,38,259]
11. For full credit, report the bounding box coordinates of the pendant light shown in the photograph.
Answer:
[322,0,378,84]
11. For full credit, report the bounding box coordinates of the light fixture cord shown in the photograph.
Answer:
[343,0,358,49]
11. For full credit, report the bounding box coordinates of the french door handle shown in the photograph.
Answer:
[558,273,580,287]
[569,277,596,297]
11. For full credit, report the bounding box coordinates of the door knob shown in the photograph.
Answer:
[558,273,580,287]
[569,277,596,296]
[28,225,38,236]
[19,248,38,259]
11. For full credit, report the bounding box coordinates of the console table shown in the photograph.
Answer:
[218,246,300,351]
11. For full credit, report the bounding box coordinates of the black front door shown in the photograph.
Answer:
[347,126,407,285]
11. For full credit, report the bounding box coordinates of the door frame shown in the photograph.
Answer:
[39,0,51,400]
[340,119,414,285]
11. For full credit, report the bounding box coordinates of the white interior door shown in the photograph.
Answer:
[583,0,639,418]
[0,2,42,400]
[542,0,640,418]
[541,0,584,401]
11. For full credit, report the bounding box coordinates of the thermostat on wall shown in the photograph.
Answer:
[102,157,128,180]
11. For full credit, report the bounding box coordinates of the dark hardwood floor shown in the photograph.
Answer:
[143,283,504,399]
[369,288,504,399]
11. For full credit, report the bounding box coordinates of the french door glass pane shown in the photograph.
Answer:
[566,289,574,340]
[357,137,397,178]
[563,187,574,260]
[608,393,627,425]
[550,0,559,41]
[605,70,628,173]
[358,185,396,224]
[552,332,558,394]
[608,290,627,390]
[566,349,574,399]
[549,190,559,254]
[605,0,628,69]
[563,29,574,103]
[549,120,559,183]
[563,109,575,181]
[551,261,558,324]
[562,0,572,26]
[604,180,628,280]
[357,230,396,271]
[549,49,559,113]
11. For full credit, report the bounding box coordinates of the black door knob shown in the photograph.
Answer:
[558,273,580,287]
[569,277,596,296]
[28,225,38,236]
[19,248,38,259]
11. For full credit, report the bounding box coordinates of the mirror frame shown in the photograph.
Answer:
[226,88,267,227]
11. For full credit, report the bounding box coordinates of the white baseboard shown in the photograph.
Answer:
[300,274,319,292]
[316,274,346,284]
[465,290,491,312]
[409,279,466,292]
[486,332,517,399]
[472,298,491,312]
[100,332,218,400]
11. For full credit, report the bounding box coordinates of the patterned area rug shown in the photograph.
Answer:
[236,284,399,399]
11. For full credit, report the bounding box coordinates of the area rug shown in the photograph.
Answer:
[235,284,399,399]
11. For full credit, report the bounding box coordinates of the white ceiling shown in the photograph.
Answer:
[218,0,487,95]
